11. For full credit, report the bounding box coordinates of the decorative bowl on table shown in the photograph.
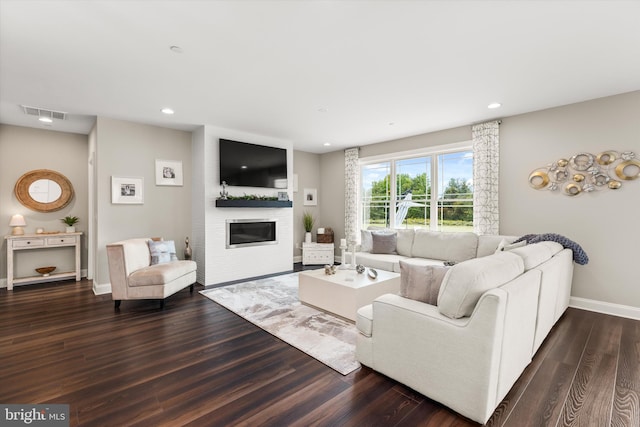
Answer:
[35,266,56,276]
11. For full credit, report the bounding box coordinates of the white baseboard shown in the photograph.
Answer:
[93,282,112,295]
[570,296,640,320]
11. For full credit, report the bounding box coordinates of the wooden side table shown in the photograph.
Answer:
[4,232,82,290]
[302,242,335,265]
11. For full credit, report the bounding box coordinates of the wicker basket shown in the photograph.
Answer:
[317,228,334,244]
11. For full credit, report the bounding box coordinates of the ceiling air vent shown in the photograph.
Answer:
[21,105,67,120]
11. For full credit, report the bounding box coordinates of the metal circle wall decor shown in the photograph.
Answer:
[528,150,637,196]
[596,151,617,165]
[615,159,640,180]
[528,171,549,189]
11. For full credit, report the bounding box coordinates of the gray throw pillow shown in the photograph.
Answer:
[148,240,178,265]
[360,230,373,252]
[399,261,449,305]
[371,232,397,254]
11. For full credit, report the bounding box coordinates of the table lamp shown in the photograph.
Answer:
[9,214,27,235]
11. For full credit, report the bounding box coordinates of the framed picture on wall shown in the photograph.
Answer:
[111,176,144,204]
[303,188,317,206]
[155,159,183,186]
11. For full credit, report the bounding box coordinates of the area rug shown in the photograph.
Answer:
[200,272,361,375]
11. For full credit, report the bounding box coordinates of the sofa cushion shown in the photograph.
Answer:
[399,261,449,305]
[355,252,408,273]
[495,239,527,253]
[508,241,564,270]
[411,231,478,263]
[129,260,197,287]
[372,232,397,254]
[396,257,445,268]
[148,240,178,265]
[360,230,373,252]
[477,235,518,257]
[437,251,524,319]
[395,229,415,257]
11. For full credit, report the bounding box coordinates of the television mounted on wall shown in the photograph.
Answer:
[219,139,288,189]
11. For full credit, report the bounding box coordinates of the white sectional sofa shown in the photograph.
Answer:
[355,229,514,272]
[354,229,574,424]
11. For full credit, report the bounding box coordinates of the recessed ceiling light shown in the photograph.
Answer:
[241,165,247,169]
[488,102,502,109]
[388,122,395,126]
[323,142,331,147]
[39,117,53,123]
[161,108,174,115]
[169,46,183,54]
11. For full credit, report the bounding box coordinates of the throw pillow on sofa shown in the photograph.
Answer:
[437,251,524,319]
[399,260,449,305]
[371,231,397,254]
[360,230,374,252]
[495,238,526,253]
[148,240,178,265]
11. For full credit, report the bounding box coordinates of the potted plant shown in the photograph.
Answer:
[61,216,79,233]
[302,211,315,243]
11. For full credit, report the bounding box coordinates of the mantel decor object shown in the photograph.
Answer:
[219,181,229,200]
[529,150,638,196]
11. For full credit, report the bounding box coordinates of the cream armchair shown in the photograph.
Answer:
[106,238,197,309]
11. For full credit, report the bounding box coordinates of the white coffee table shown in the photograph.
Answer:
[298,268,401,321]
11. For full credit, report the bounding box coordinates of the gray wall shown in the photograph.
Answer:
[317,150,347,255]
[318,91,640,310]
[500,91,640,308]
[293,150,321,257]
[93,117,193,289]
[0,124,89,281]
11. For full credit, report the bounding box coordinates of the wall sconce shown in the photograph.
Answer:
[9,214,27,235]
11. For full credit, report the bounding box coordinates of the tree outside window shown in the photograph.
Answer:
[360,149,473,232]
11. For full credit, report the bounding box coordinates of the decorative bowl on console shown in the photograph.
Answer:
[35,266,56,276]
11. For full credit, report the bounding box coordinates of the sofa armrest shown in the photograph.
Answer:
[106,238,151,300]
[367,269,541,424]
[106,243,129,300]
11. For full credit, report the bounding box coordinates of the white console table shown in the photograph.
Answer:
[302,242,335,265]
[4,232,82,290]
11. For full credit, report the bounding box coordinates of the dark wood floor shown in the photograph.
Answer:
[1,278,638,426]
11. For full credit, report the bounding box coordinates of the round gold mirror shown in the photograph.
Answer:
[14,169,74,212]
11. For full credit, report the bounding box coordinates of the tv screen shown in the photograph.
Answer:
[219,139,288,189]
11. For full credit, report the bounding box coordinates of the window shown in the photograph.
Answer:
[360,144,473,232]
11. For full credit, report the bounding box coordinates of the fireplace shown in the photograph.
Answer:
[226,219,278,249]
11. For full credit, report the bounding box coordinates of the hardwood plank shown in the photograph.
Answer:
[1,279,639,427]
[612,317,640,427]
[493,309,594,427]
[558,314,622,426]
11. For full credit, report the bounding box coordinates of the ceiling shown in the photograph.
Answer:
[1,1,639,153]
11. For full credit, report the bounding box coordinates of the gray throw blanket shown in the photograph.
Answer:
[513,233,589,265]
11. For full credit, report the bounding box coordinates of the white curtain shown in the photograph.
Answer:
[344,148,360,244]
[472,121,500,235]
